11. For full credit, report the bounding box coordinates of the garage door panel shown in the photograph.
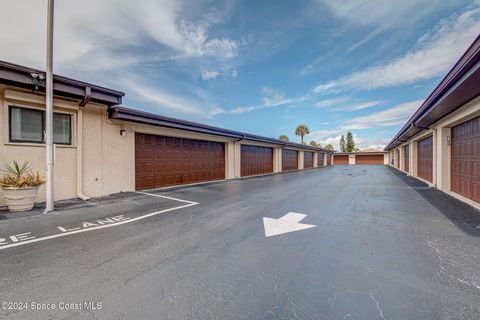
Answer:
[356,154,384,165]
[404,146,409,172]
[452,116,480,203]
[334,155,349,165]
[318,153,324,166]
[135,133,225,189]
[304,152,314,169]
[241,145,274,177]
[417,136,433,182]
[282,149,298,171]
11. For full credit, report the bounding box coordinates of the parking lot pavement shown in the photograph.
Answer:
[0,191,197,251]
[1,165,480,319]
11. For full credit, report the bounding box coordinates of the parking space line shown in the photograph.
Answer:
[136,191,199,205]
[0,193,198,251]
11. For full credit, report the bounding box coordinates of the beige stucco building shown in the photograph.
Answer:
[385,35,480,209]
[0,61,333,208]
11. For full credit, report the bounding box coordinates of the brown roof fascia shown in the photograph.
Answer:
[0,60,124,106]
[109,106,332,152]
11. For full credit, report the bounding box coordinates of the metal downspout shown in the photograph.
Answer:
[76,108,90,201]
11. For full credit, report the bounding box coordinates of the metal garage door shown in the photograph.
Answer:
[304,152,314,168]
[318,152,324,166]
[241,145,273,176]
[355,154,384,165]
[282,149,298,171]
[135,133,225,190]
[327,154,332,165]
[417,135,433,182]
[451,116,480,203]
[334,155,349,165]
[404,146,409,172]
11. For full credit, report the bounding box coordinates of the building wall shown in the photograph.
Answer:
[389,95,480,209]
[1,87,79,206]
[0,86,332,207]
[348,155,355,165]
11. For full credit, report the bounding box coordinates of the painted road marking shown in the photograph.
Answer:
[136,191,199,205]
[0,192,198,251]
[263,212,317,237]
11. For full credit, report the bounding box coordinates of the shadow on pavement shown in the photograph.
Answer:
[387,166,480,237]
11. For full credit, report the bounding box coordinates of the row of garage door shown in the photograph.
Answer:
[333,154,385,165]
[396,116,480,204]
[397,135,435,184]
[135,133,331,190]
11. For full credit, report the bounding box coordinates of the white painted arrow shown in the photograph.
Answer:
[263,212,317,237]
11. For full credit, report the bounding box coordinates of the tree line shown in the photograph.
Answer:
[279,124,357,151]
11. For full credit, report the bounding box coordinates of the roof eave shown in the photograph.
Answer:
[385,35,480,151]
[109,106,330,151]
[0,60,124,106]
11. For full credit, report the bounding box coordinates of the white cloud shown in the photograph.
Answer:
[201,68,220,80]
[317,135,343,150]
[313,83,339,94]
[122,78,224,118]
[0,0,239,118]
[0,0,240,70]
[309,132,391,151]
[341,100,422,130]
[261,87,286,106]
[231,87,292,114]
[314,97,350,108]
[307,99,423,149]
[320,0,454,52]
[201,38,238,58]
[333,100,383,111]
[321,0,447,29]
[314,7,480,91]
[313,97,382,111]
[200,66,239,80]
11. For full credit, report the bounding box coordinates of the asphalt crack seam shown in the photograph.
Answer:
[369,292,385,320]
[427,239,480,290]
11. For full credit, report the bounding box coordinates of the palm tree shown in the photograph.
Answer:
[295,124,310,144]
[279,135,289,141]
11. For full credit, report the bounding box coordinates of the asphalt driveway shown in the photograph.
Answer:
[1,165,479,320]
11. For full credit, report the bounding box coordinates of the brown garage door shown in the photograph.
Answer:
[451,116,480,203]
[241,145,273,176]
[334,154,349,165]
[304,152,314,168]
[318,152,324,166]
[356,154,384,165]
[327,154,332,165]
[135,133,225,190]
[404,146,409,172]
[417,135,433,182]
[282,149,298,171]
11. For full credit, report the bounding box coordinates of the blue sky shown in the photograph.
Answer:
[2,0,480,149]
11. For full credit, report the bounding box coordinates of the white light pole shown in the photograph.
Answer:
[44,0,54,213]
